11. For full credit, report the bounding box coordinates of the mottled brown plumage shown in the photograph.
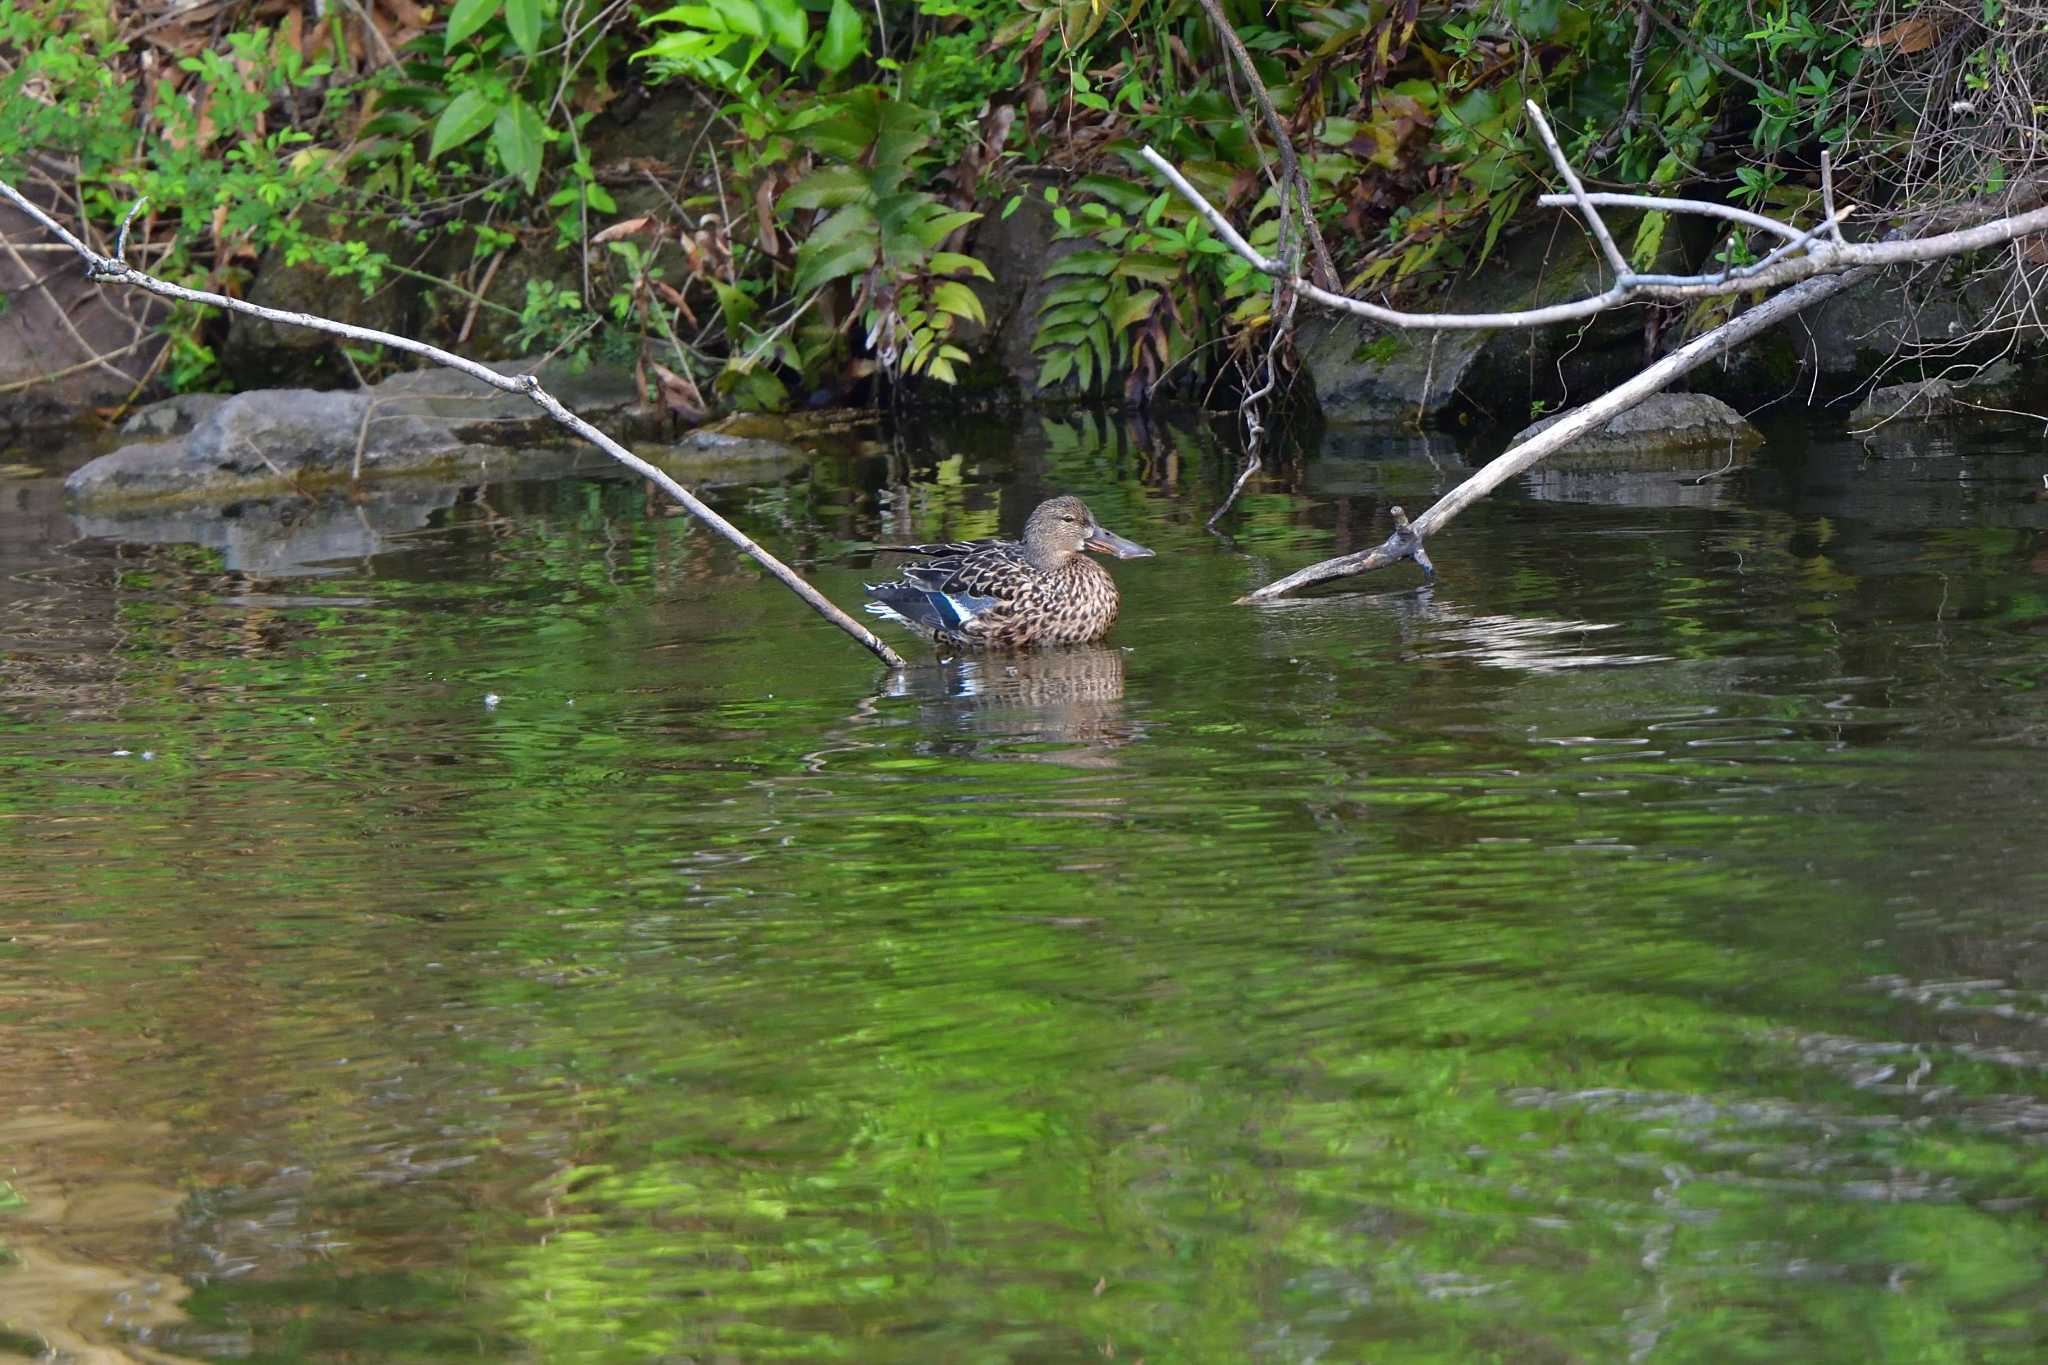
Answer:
[865,495,1154,650]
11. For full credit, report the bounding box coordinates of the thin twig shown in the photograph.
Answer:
[1820,150,1846,245]
[2,176,906,670]
[1191,0,1338,290]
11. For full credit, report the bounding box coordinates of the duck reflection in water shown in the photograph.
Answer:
[881,643,1136,766]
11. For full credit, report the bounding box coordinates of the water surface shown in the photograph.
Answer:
[4,410,2048,1361]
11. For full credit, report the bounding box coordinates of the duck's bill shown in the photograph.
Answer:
[1084,526,1154,559]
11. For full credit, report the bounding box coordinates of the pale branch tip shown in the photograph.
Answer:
[1522,101,1631,280]
[115,198,149,261]
[2,175,908,671]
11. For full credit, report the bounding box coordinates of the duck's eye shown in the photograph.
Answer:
[1061,515,1077,523]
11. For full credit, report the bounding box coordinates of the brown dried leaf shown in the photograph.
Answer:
[1862,17,1938,54]
[754,176,780,257]
[653,280,698,327]
[379,0,431,28]
[2021,233,2048,264]
[651,363,705,420]
[592,215,655,243]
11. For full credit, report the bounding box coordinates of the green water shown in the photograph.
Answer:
[5,411,2048,1362]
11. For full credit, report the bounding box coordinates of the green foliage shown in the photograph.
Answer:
[0,0,1984,404]
[633,2,995,396]
[0,0,357,387]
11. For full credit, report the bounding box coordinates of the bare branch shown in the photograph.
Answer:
[1237,268,1873,602]
[0,176,908,670]
[1525,104,1631,279]
[1141,140,2048,327]
[1533,191,1810,243]
[1820,151,1846,246]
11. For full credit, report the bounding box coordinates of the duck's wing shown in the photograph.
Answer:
[865,541,1031,638]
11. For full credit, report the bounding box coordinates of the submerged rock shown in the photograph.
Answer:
[1508,393,1762,508]
[68,360,659,510]
[1847,368,2048,454]
[1510,392,1762,460]
[1848,378,1963,427]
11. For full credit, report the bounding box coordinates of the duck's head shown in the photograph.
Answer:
[1022,495,1154,571]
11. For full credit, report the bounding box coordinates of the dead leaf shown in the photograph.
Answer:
[592,215,654,243]
[754,176,780,257]
[652,363,705,420]
[379,0,431,28]
[653,280,698,326]
[1862,17,1938,54]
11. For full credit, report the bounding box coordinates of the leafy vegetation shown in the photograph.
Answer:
[0,0,2038,405]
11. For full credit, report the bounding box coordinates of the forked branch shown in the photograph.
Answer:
[1139,100,2048,601]
[0,176,907,670]
[1140,102,2048,330]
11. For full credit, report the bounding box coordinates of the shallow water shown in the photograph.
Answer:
[4,408,2048,1362]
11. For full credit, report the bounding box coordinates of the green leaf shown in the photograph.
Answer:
[1035,351,1074,388]
[491,95,547,193]
[444,0,502,48]
[801,202,880,254]
[1113,252,1180,284]
[1036,301,1100,330]
[793,235,877,294]
[786,92,880,158]
[1044,249,1118,278]
[430,88,499,159]
[1075,173,1150,215]
[709,0,763,38]
[713,280,757,331]
[1042,279,1107,307]
[929,251,993,281]
[756,0,807,52]
[778,165,873,212]
[910,208,979,248]
[931,281,985,326]
[1108,289,1158,331]
[817,0,864,74]
[924,355,958,384]
[504,0,543,54]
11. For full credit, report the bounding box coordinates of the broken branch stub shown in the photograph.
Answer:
[0,176,907,670]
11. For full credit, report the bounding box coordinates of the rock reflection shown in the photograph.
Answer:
[882,644,1135,763]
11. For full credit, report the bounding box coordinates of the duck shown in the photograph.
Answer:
[864,495,1154,649]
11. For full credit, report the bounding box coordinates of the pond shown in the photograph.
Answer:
[4,407,2048,1362]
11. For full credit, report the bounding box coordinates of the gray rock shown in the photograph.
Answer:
[67,360,658,509]
[120,392,231,437]
[1847,379,1962,427]
[367,358,654,443]
[1300,211,1684,424]
[1510,392,1763,461]
[1801,272,2048,383]
[0,200,168,427]
[218,220,422,388]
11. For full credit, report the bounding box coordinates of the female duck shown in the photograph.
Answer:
[865,495,1153,649]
